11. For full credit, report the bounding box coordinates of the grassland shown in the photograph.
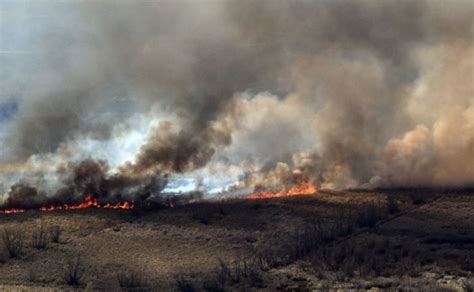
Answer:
[0,190,472,291]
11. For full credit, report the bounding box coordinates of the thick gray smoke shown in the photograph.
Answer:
[0,0,473,207]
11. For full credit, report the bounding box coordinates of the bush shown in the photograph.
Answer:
[310,236,423,279]
[311,240,357,280]
[32,224,48,250]
[64,254,83,286]
[179,256,265,292]
[233,256,264,288]
[175,274,197,292]
[49,225,62,243]
[216,258,231,287]
[2,227,24,258]
[117,270,149,291]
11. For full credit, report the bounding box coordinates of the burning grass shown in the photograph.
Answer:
[0,194,134,215]
[249,181,317,199]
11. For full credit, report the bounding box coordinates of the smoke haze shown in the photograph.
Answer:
[0,0,473,206]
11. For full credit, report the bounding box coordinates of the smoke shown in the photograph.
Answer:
[220,0,474,190]
[0,0,473,207]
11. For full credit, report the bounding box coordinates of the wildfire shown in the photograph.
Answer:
[0,208,26,214]
[166,197,174,208]
[0,194,134,214]
[249,181,317,199]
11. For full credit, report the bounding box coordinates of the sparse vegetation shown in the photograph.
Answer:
[175,256,265,291]
[191,203,226,225]
[232,256,264,288]
[0,190,471,291]
[175,274,197,292]
[0,249,7,264]
[356,204,381,228]
[180,207,383,292]
[48,225,62,243]
[117,270,149,291]
[64,254,83,286]
[309,235,424,279]
[2,227,24,258]
[31,224,48,250]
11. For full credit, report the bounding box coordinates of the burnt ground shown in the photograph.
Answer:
[0,190,472,291]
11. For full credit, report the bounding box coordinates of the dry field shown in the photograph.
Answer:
[0,190,472,291]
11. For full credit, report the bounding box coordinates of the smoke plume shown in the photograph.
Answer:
[0,0,473,207]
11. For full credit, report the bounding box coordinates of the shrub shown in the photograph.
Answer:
[117,270,148,290]
[310,236,424,279]
[49,225,62,243]
[193,256,266,291]
[216,258,231,287]
[233,257,264,288]
[175,274,197,292]
[2,227,24,258]
[32,224,48,250]
[64,254,83,286]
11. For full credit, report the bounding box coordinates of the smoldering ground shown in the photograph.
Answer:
[0,0,473,206]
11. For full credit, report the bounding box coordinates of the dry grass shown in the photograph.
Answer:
[309,235,424,280]
[64,254,83,286]
[177,256,265,291]
[173,203,390,291]
[117,270,150,291]
[175,274,197,292]
[355,204,382,228]
[0,191,470,291]
[31,224,48,250]
[190,203,227,225]
[2,227,24,258]
[48,225,62,243]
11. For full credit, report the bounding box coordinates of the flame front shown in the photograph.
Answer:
[0,208,26,214]
[249,181,317,199]
[0,194,134,214]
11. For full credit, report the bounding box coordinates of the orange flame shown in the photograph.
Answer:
[0,194,134,214]
[249,181,317,199]
[0,208,26,214]
[166,197,174,208]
